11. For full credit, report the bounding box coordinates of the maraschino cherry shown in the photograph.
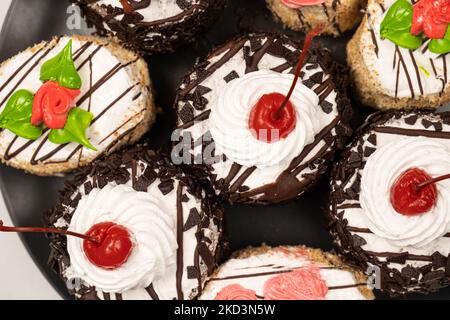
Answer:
[390,168,450,216]
[83,222,133,270]
[249,26,323,143]
[0,220,133,270]
[119,0,135,14]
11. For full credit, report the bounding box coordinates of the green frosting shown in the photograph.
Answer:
[380,0,450,53]
[380,0,423,50]
[40,40,82,89]
[48,107,97,150]
[0,90,43,140]
[429,26,450,54]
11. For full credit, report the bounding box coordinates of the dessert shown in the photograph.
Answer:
[328,110,450,295]
[199,245,374,300]
[173,32,352,205]
[348,0,450,109]
[266,0,365,36]
[71,0,228,55]
[0,35,154,176]
[44,146,226,300]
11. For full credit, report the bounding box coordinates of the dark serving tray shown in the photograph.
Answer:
[1,0,449,300]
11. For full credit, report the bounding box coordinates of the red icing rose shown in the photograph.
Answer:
[411,0,450,39]
[31,81,80,129]
[281,0,326,8]
[264,267,328,300]
[215,284,258,300]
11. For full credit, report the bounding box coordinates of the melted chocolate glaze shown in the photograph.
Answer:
[173,33,353,205]
[43,146,227,300]
[71,0,227,55]
[328,110,450,296]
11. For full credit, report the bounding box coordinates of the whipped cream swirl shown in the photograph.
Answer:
[209,70,323,169]
[360,137,450,248]
[67,184,178,293]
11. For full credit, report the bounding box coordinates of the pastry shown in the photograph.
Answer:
[328,110,450,295]
[347,0,450,109]
[200,245,374,300]
[173,32,352,205]
[0,35,154,176]
[71,0,227,55]
[44,146,226,300]
[266,0,365,36]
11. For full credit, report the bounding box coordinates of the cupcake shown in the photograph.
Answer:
[44,146,226,300]
[172,32,352,205]
[347,0,450,109]
[266,0,365,36]
[328,110,450,295]
[72,0,228,55]
[0,35,155,176]
[199,245,374,300]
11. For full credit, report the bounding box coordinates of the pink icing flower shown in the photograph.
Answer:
[215,284,258,300]
[264,267,328,300]
[281,0,327,9]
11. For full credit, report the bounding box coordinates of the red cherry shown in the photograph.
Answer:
[249,93,296,142]
[390,168,437,216]
[83,222,133,270]
[248,26,323,143]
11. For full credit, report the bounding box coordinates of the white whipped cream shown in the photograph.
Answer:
[360,137,450,248]
[200,247,369,300]
[209,70,323,170]
[360,0,450,99]
[67,184,178,293]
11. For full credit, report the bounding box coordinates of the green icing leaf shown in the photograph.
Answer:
[0,90,43,140]
[380,0,423,50]
[40,40,82,89]
[429,26,450,54]
[48,107,97,150]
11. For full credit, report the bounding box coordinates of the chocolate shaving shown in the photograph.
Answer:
[183,208,201,232]
[224,70,239,83]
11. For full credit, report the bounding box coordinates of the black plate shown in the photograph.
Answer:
[1,0,450,300]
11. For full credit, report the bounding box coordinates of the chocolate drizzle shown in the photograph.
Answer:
[176,183,184,300]
[174,33,353,204]
[328,110,450,296]
[44,146,226,300]
[0,37,147,171]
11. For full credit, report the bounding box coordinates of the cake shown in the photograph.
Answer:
[44,146,226,300]
[0,35,155,176]
[347,0,450,109]
[199,245,374,300]
[266,0,365,37]
[328,110,450,295]
[172,32,353,205]
[71,0,228,55]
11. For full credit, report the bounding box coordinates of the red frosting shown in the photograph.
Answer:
[215,284,258,300]
[31,81,80,129]
[248,93,297,143]
[83,222,133,270]
[264,267,328,300]
[281,0,326,8]
[390,168,437,216]
[411,0,450,39]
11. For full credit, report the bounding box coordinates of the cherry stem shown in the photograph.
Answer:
[415,173,450,191]
[274,26,323,120]
[119,0,134,14]
[0,219,99,244]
